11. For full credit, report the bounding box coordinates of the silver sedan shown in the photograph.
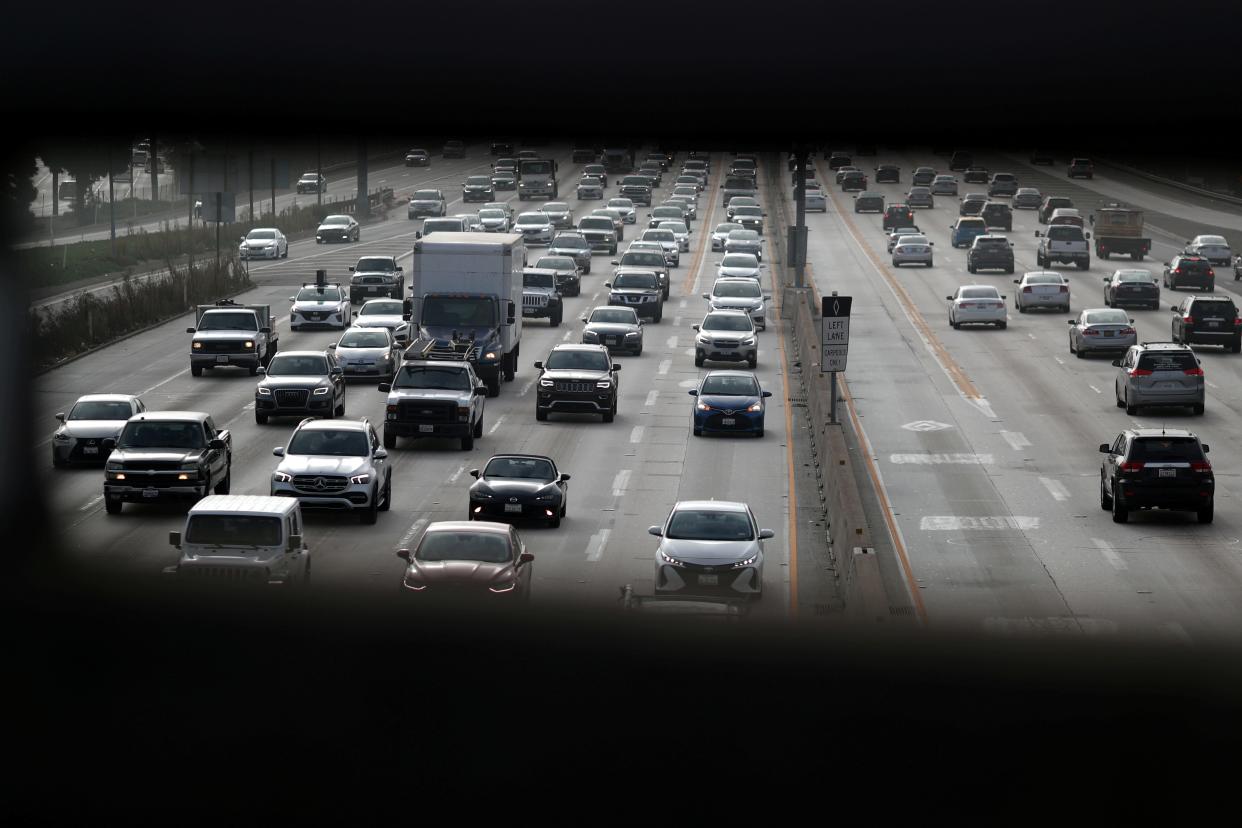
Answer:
[725,229,763,259]
[1185,234,1233,266]
[1012,187,1043,210]
[333,326,399,379]
[906,187,935,208]
[717,252,762,281]
[1013,271,1070,313]
[891,235,934,267]
[607,198,637,224]
[948,285,1008,329]
[712,222,742,251]
[930,175,958,196]
[1068,308,1136,357]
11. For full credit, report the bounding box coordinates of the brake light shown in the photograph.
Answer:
[1058,285,1068,293]
[1183,316,1194,324]
[1022,286,1032,293]
[1234,318,1242,326]
[1183,367,1204,376]
[1174,268,1182,275]
[386,404,398,414]
[1191,460,1212,472]
[1128,368,1153,377]
[1119,461,1144,472]
[1119,327,1135,335]
[1208,268,1216,277]
[1082,329,1099,336]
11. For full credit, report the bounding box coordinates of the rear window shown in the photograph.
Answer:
[961,288,1000,299]
[976,238,1010,249]
[1128,437,1204,463]
[725,177,755,189]
[1048,227,1084,241]
[958,219,985,228]
[1192,299,1237,315]
[1137,351,1197,372]
[1179,259,1211,271]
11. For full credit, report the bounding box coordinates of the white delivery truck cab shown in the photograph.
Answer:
[170,495,309,586]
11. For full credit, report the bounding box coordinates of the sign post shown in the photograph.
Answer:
[820,293,852,424]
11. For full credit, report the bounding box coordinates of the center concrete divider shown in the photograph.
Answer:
[762,154,890,622]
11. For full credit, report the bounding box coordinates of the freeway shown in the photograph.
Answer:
[35,149,798,616]
[797,148,1242,642]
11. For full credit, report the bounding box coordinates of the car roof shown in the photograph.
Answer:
[191,495,299,517]
[342,326,392,335]
[523,267,561,276]
[589,305,638,316]
[1124,428,1197,439]
[401,359,472,370]
[76,393,139,403]
[129,410,208,422]
[704,308,751,317]
[423,520,511,536]
[1134,341,1192,350]
[671,500,750,513]
[702,369,758,379]
[272,349,329,357]
[296,417,368,432]
[486,452,555,464]
[550,343,609,352]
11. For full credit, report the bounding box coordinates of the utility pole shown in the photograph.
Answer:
[793,147,808,289]
[317,138,323,208]
[356,139,368,218]
[248,148,254,223]
[107,144,117,257]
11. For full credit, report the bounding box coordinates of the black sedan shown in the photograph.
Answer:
[468,454,570,527]
[874,164,900,184]
[1103,269,1161,310]
[962,166,990,184]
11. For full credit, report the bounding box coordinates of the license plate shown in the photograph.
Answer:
[1104,331,1114,336]
[419,424,435,433]
[142,487,158,498]
[83,446,99,455]
[1208,321,1220,327]
[216,355,229,363]
[607,337,619,345]
[721,417,736,425]
[504,503,523,513]
[697,574,719,586]
[1159,468,1177,478]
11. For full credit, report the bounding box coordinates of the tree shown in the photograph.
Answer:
[40,136,133,227]
[3,150,38,242]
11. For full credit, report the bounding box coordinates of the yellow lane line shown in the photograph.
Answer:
[680,160,722,296]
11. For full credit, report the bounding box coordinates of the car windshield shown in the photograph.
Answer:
[466,176,490,185]
[356,258,395,272]
[198,311,258,331]
[729,198,757,207]
[420,296,495,327]
[666,509,754,541]
[976,239,1009,249]
[413,191,440,200]
[579,218,611,230]
[286,428,369,457]
[117,420,204,449]
[545,350,612,371]
[553,236,587,249]
[416,531,510,564]
[339,330,390,348]
[393,365,473,390]
[721,255,758,269]
[537,257,576,270]
[185,515,282,547]
[608,199,632,208]
[1128,438,1204,463]
[622,253,663,267]
[521,161,554,174]
[517,214,547,225]
[524,271,555,288]
[1137,351,1198,372]
[423,219,463,232]
[701,375,760,395]
[1017,188,1038,195]
[484,457,555,480]
[69,401,132,420]
[545,203,568,212]
[728,231,759,241]
[1117,271,1154,282]
[724,177,754,189]
[300,174,319,181]
[360,301,403,316]
[585,166,605,174]
[614,273,658,289]
[296,288,343,302]
[323,216,350,224]
[580,177,602,185]
[960,288,1000,299]
[246,230,276,240]
[958,220,985,229]
[479,209,506,219]
[714,281,761,298]
[644,231,675,243]
[589,308,638,324]
[702,314,752,332]
[1084,310,1130,325]
[733,207,762,218]
[267,354,329,376]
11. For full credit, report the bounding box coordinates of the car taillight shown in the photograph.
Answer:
[1119,461,1144,472]
[1207,268,1215,277]
[1174,268,1182,275]
[1183,316,1194,324]
[1128,368,1153,377]
[1183,367,1204,376]
[386,404,398,414]
[1191,460,1212,472]
[1058,285,1068,293]
[1082,329,1100,336]
[1022,286,1032,293]
[1234,318,1242,326]
[1120,327,1135,335]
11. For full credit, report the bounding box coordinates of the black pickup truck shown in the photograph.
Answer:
[103,411,232,514]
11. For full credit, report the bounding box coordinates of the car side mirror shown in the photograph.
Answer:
[691,324,700,331]
[169,531,181,548]
[611,364,621,372]
[945,296,954,301]
[1202,444,1210,453]
[186,327,197,334]
[330,367,343,375]
[273,446,285,456]
[533,361,543,369]
[762,390,773,397]
[1085,232,1091,239]
[287,534,303,553]
[1111,359,1122,367]
[580,317,588,323]
[397,549,411,562]
[377,382,392,393]
[1067,319,1075,325]
[347,266,355,272]
[209,438,226,450]
[519,552,535,565]
[759,529,775,540]
[101,437,116,451]
[688,389,698,396]
[54,412,65,422]
[647,525,663,536]
[1001,295,1007,299]
[559,473,571,482]
[475,384,488,395]
[1102,277,1110,283]
[610,260,619,265]
[1099,443,1110,453]
[1171,306,1179,312]
[1034,231,1041,238]
[397,266,403,271]
[1013,280,1020,284]
[374,448,388,460]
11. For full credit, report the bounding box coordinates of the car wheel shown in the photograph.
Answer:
[692,425,702,437]
[1111,487,1129,524]
[997,321,1007,329]
[255,411,268,425]
[378,477,392,512]
[485,374,500,397]
[747,355,757,368]
[383,430,396,449]
[214,469,231,495]
[360,492,378,525]
[694,354,704,367]
[535,406,548,421]
[602,400,615,423]
[1198,499,1215,524]
[1193,402,1205,415]
[461,432,474,450]
[1099,477,1113,510]
[1125,394,1138,416]
[967,264,976,274]
[335,397,345,417]
[191,366,202,377]
[104,496,122,515]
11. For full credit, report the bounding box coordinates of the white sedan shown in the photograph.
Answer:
[1013,271,1070,313]
[1185,234,1233,266]
[948,285,1008,329]
[239,227,288,259]
[891,235,934,267]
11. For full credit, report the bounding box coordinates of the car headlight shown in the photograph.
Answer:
[582,331,599,341]
[192,342,202,350]
[742,336,756,346]
[731,553,759,568]
[659,550,686,567]
[313,387,330,395]
[747,401,763,412]
[596,380,611,389]
[243,340,255,349]
[53,430,70,441]
[273,471,292,483]
[535,491,559,503]
[483,351,497,360]
[696,402,711,411]
[488,581,517,593]
[257,387,271,396]
[697,335,711,345]
[625,332,640,338]
[402,577,428,592]
[539,379,554,387]
[350,473,371,485]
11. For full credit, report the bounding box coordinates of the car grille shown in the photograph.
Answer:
[275,389,310,408]
[397,400,456,423]
[116,467,189,487]
[619,294,652,304]
[712,339,740,348]
[196,340,245,353]
[554,381,594,393]
[426,344,480,361]
[292,475,348,493]
[524,294,549,308]
[356,276,392,286]
[180,565,269,583]
[705,413,752,429]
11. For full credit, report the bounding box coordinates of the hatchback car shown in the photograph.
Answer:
[948,285,1007,329]
[689,371,772,437]
[1068,308,1136,357]
[1171,294,1242,351]
[1103,269,1160,309]
[333,327,398,379]
[911,167,936,187]
[874,164,900,184]
[1013,271,1070,313]
[315,214,359,243]
[959,193,987,216]
[651,500,773,599]
[967,235,1015,274]
[693,309,758,367]
[906,186,934,208]
[930,175,958,196]
[1164,254,1216,291]
[581,305,644,355]
[962,166,990,184]
[1184,234,1233,266]
[51,394,146,467]
[853,191,884,213]
[467,454,569,527]
[1012,188,1042,210]
[950,216,988,248]
[704,277,769,329]
[882,203,915,230]
[1099,429,1213,524]
[1068,158,1094,179]
[725,229,763,259]
[1113,342,1204,415]
[805,184,827,211]
[892,235,934,267]
[840,170,868,191]
[397,520,534,599]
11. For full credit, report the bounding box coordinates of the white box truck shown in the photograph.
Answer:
[408,232,525,396]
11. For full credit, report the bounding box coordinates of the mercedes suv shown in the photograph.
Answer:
[271,417,392,524]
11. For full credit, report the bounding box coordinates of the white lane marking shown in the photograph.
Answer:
[561,330,572,341]
[1039,477,1071,502]
[612,469,631,497]
[1088,384,1102,394]
[644,390,659,407]
[973,398,997,419]
[920,516,1041,530]
[902,420,952,432]
[1027,333,1037,340]
[658,359,671,376]
[79,494,104,511]
[630,426,645,444]
[673,316,682,326]
[448,465,466,484]
[487,415,506,435]
[141,366,189,396]
[1207,381,1220,389]
[1053,356,1065,365]
[398,518,428,549]
[1000,431,1031,451]
[1161,621,1193,645]
[890,453,993,465]
[1092,538,1128,571]
[666,336,678,348]
[585,528,611,562]
[679,299,687,308]
[592,292,600,301]
[519,377,537,396]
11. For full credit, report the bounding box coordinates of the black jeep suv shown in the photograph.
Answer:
[1099,428,1214,524]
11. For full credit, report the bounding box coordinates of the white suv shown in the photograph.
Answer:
[270,418,392,524]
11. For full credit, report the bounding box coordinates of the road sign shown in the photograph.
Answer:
[820,295,852,373]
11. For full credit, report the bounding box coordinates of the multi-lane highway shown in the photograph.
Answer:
[36,148,796,616]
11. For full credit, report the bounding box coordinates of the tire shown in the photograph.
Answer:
[1115,392,1125,408]
[255,412,268,425]
[1125,394,1137,416]
[602,402,615,423]
[952,321,960,330]
[535,407,548,421]
[383,430,396,449]
[1198,500,1214,524]
[1100,477,1113,510]
[1193,402,1205,416]
[485,374,500,397]
[1206,282,1214,292]
[191,366,202,377]
[747,355,757,368]
[335,397,345,417]
[461,433,474,450]
[692,426,702,437]
[997,321,1007,329]
[755,427,764,438]
[214,468,231,495]
[360,493,378,525]
[550,311,561,328]
[967,264,976,274]
[1111,487,1129,523]
[694,354,704,367]
[248,363,258,377]
[1232,338,1241,354]
[473,417,484,438]
[104,496,122,515]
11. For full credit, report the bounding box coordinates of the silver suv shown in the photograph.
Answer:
[270,417,392,524]
[1113,342,1205,416]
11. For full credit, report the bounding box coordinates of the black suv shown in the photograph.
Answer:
[962,166,990,184]
[606,270,664,321]
[827,152,852,170]
[853,192,884,213]
[1171,295,1241,351]
[840,170,867,191]
[874,164,900,183]
[534,344,621,423]
[1164,254,1216,292]
[1068,158,1094,179]
[883,203,915,230]
[491,141,514,156]
[967,235,1015,274]
[979,202,1013,232]
[1099,429,1214,524]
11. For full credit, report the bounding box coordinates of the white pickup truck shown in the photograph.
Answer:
[169,495,310,587]
[1035,225,1092,270]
